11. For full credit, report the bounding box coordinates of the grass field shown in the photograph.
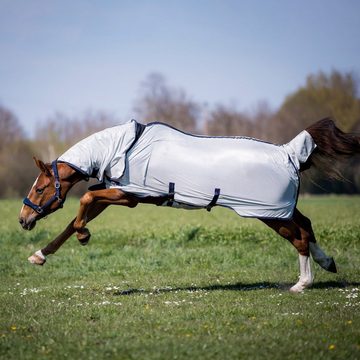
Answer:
[1,196,359,359]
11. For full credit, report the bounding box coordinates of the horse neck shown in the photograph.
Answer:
[58,163,86,195]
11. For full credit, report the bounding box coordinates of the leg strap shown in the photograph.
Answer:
[167,182,175,207]
[166,184,220,210]
[206,188,220,212]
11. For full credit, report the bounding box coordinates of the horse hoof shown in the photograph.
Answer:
[318,256,338,273]
[77,228,91,246]
[290,283,304,293]
[28,253,46,266]
[289,278,313,293]
[327,257,337,273]
[78,237,90,246]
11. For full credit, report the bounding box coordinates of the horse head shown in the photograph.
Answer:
[19,158,82,230]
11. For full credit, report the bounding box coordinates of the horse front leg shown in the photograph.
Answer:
[261,213,313,293]
[73,189,138,236]
[28,203,109,265]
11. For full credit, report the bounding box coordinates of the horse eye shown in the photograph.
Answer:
[36,188,44,194]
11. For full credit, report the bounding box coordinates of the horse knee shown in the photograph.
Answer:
[80,192,94,206]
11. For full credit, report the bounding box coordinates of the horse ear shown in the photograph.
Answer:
[33,157,52,177]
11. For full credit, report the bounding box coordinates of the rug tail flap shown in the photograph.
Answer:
[283,130,317,170]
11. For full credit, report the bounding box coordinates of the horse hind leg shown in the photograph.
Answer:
[293,209,337,273]
[261,217,314,292]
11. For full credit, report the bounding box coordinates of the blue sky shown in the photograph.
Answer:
[1,0,359,137]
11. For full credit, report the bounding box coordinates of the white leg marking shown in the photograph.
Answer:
[290,254,313,293]
[28,249,46,265]
[309,242,333,270]
[35,250,46,260]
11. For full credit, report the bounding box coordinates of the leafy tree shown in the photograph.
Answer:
[271,70,360,143]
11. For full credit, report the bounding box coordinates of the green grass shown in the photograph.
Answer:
[1,196,359,359]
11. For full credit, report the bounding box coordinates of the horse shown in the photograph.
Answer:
[19,118,360,292]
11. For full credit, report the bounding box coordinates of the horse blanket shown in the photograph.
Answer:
[58,119,316,219]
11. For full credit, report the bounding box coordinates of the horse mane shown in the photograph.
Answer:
[305,117,360,180]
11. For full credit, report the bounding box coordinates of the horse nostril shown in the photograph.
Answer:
[19,218,25,226]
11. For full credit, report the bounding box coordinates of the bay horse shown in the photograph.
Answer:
[19,118,359,292]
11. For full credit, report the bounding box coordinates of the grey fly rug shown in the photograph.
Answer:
[58,119,316,219]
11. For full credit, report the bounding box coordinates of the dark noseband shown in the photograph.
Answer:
[23,160,64,216]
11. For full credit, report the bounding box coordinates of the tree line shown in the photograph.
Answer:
[1,69,359,198]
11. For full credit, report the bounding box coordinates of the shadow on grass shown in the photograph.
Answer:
[114,280,360,296]
[311,280,360,289]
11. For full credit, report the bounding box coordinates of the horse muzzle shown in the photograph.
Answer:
[19,216,37,231]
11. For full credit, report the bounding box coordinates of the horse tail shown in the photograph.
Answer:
[304,117,360,179]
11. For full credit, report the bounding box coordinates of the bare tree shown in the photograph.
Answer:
[0,105,24,151]
[249,101,275,140]
[204,105,252,136]
[35,110,119,162]
[134,73,200,133]
[32,110,120,197]
[0,105,38,197]
[204,100,274,139]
